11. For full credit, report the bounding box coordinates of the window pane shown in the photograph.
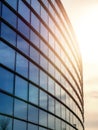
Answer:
[40,55,48,70]
[39,110,47,127]
[48,114,55,129]
[48,62,54,76]
[28,105,38,123]
[30,31,40,48]
[28,124,38,130]
[61,105,65,120]
[40,23,48,41]
[0,115,12,130]
[17,35,29,56]
[41,6,48,24]
[31,0,40,15]
[29,62,39,85]
[40,40,48,56]
[40,70,47,90]
[29,83,38,105]
[31,13,40,32]
[0,93,13,115]
[55,83,61,100]
[56,101,61,117]
[40,90,47,110]
[56,118,61,130]
[2,5,17,27]
[16,53,28,78]
[30,46,39,64]
[1,23,16,46]
[0,67,14,93]
[48,96,54,113]
[0,41,15,70]
[6,0,17,10]
[15,76,28,100]
[13,119,26,130]
[18,19,29,39]
[48,77,55,95]
[18,0,30,22]
[14,99,27,120]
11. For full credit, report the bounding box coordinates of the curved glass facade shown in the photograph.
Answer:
[0,0,84,130]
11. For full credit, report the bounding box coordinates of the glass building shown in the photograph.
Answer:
[0,0,84,130]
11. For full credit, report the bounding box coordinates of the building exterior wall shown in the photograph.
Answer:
[0,0,84,130]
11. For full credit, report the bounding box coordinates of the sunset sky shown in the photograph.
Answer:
[62,0,98,130]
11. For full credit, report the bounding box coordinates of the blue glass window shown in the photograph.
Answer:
[39,127,47,130]
[17,35,29,56]
[29,62,39,85]
[40,40,48,56]
[48,77,55,95]
[14,99,27,120]
[40,70,48,90]
[2,5,17,27]
[28,105,39,123]
[40,55,48,70]
[29,83,38,105]
[55,83,61,100]
[0,115,12,130]
[16,53,28,78]
[15,76,28,100]
[41,6,48,24]
[1,23,16,46]
[18,19,29,39]
[30,31,40,48]
[0,67,14,93]
[6,0,17,10]
[48,63,54,76]
[48,96,54,113]
[13,119,26,130]
[28,124,38,130]
[0,93,13,115]
[48,114,55,129]
[31,13,40,32]
[0,41,15,70]
[40,90,47,110]
[39,110,47,127]
[30,46,39,64]
[31,0,40,15]
[40,23,48,41]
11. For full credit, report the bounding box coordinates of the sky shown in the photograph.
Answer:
[61,0,98,130]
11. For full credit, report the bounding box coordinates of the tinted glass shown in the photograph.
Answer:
[56,101,61,117]
[56,118,61,130]
[29,83,38,105]
[28,105,38,123]
[40,40,48,56]
[13,119,26,130]
[0,67,14,93]
[31,0,40,15]
[16,53,28,78]
[29,62,39,84]
[1,23,16,46]
[18,0,30,22]
[6,0,17,10]
[48,96,54,113]
[40,55,48,70]
[48,114,55,129]
[40,23,48,41]
[28,124,38,130]
[39,110,47,127]
[14,99,27,120]
[48,63,54,76]
[41,6,48,24]
[2,5,17,27]
[40,90,47,110]
[15,76,28,100]
[48,77,54,95]
[0,93,13,115]
[55,83,61,100]
[0,41,15,70]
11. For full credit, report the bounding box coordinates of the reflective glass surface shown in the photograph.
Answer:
[13,119,26,130]
[39,110,47,127]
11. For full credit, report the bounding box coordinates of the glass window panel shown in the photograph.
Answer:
[40,40,48,56]
[48,114,55,129]
[39,127,47,130]
[0,67,14,93]
[0,115,12,130]
[18,18,29,39]
[29,83,38,105]
[28,124,38,130]
[30,31,40,48]
[14,99,27,120]
[62,121,66,130]
[48,96,54,113]
[40,90,47,110]
[1,23,16,46]
[17,35,29,56]
[40,55,48,70]
[61,105,65,120]
[48,62,54,76]
[56,101,61,117]
[56,118,61,130]
[13,119,26,130]
[41,0,49,8]
[18,0,30,22]
[6,0,17,10]
[31,0,40,15]
[40,23,48,41]
[16,53,28,78]
[55,83,61,100]
[28,105,38,123]
[41,6,48,24]
[29,62,39,84]
[0,41,15,70]
[0,93,13,115]
[49,33,54,49]
[61,89,66,104]
[39,110,47,127]
[2,5,17,27]
[30,46,39,64]
[15,76,28,100]
[48,77,54,95]
[40,70,47,90]
[49,49,54,63]
[49,17,54,32]
[31,12,40,32]
[55,69,61,82]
